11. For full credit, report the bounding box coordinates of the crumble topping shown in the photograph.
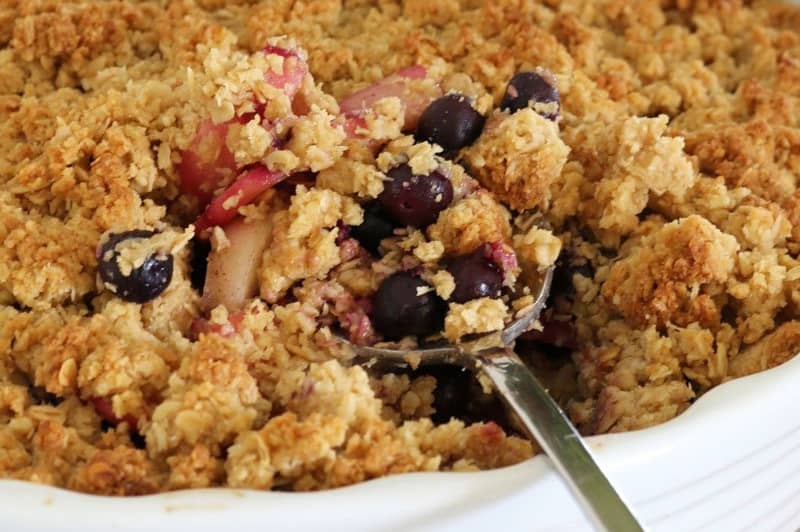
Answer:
[1,0,799,498]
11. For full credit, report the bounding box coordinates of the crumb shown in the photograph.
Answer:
[428,191,512,256]
[3,0,800,497]
[462,109,569,210]
[444,298,508,343]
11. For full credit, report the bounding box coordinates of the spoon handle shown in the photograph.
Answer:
[478,348,646,532]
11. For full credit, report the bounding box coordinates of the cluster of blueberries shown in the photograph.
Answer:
[352,71,561,340]
[97,71,560,344]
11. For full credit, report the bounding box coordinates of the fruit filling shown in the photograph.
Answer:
[173,50,564,349]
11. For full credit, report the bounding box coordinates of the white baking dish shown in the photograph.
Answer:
[5,0,800,526]
[3,352,799,532]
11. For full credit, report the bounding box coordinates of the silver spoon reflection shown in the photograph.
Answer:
[339,264,645,532]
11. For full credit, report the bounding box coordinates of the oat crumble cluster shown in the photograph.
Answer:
[1,0,799,495]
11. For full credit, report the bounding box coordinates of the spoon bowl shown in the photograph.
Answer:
[350,265,553,369]
[338,262,645,532]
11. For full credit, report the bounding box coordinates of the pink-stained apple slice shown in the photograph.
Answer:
[262,45,308,100]
[336,115,383,153]
[176,119,238,203]
[338,65,441,131]
[339,66,427,114]
[179,47,307,204]
[201,216,273,311]
[194,165,287,233]
[190,310,245,339]
[339,114,365,139]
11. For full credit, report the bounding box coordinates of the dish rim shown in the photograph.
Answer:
[2,352,799,531]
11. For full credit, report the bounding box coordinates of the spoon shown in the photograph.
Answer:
[342,264,645,532]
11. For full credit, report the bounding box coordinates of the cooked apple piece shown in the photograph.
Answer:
[201,216,273,311]
[178,45,307,204]
[338,65,441,132]
[262,45,308,100]
[194,165,287,233]
[189,310,245,339]
[176,118,239,203]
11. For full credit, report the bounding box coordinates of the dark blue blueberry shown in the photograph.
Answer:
[500,71,560,120]
[98,230,173,303]
[428,365,473,423]
[351,202,396,255]
[425,365,508,425]
[371,271,446,340]
[416,94,485,155]
[447,245,504,303]
[378,164,453,228]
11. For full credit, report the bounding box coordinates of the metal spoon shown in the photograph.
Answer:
[343,264,645,532]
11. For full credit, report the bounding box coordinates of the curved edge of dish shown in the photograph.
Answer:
[2,353,800,531]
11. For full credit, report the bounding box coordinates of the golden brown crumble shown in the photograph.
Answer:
[1,0,799,497]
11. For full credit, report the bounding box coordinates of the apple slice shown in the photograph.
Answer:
[190,310,245,339]
[176,119,239,203]
[335,114,382,153]
[338,65,441,132]
[262,45,308,100]
[340,115,365,139]
[194,165,287,233]
[178,46,307,203]
[202,216,273,312]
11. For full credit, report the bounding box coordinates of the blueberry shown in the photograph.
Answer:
[447,244,504,303]
[425,365,508,425]
[98,230,174,303]
[371,271,446,340]
[378,164,453,228]
[416,94,485,155]
[428,365,473,423]
[520,315,577,350]
[500,71,560,120]
[351,202,396,255]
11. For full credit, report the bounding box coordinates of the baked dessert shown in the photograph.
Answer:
[1,0,799,495]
